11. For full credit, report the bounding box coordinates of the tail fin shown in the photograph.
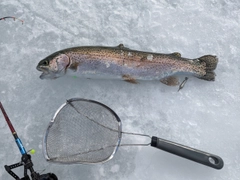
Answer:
[198,55,218,81]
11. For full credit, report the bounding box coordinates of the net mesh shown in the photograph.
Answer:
[44,99,121,164]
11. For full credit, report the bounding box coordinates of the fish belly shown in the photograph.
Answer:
[68,59,178,81]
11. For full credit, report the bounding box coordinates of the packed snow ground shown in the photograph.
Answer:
[0,0,240,179]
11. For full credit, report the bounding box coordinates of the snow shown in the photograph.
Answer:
[0,0,240,179]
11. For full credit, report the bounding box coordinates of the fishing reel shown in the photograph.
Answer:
[0,102,58,180]
[5,153,58,180]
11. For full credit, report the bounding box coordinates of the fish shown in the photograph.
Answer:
[36,44,218,86]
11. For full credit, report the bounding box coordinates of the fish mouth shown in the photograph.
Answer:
[36,65,46,72]
[39,71,55,80]
[36,66,51,79]
[36,65,61,79]
[39,71,49,80]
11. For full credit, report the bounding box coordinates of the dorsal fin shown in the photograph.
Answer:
[117,44,130,50]
[171,52,181,57]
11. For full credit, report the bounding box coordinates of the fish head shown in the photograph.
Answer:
[36,53,70,79]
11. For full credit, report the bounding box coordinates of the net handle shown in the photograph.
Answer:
[151,136,224,169]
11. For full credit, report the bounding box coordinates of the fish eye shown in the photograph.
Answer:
[41,60,49,66]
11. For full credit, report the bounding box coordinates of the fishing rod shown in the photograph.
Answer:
[0,101,58,180]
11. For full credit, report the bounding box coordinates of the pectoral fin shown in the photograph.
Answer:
[160,76,179,86]
[122,75,138,84]
[69,61,80,71]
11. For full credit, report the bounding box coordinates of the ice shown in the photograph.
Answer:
[0,0,240,179]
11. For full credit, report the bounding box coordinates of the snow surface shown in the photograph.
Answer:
[0,0,240,179]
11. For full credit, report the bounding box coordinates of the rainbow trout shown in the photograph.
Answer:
[36,44,218,86]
